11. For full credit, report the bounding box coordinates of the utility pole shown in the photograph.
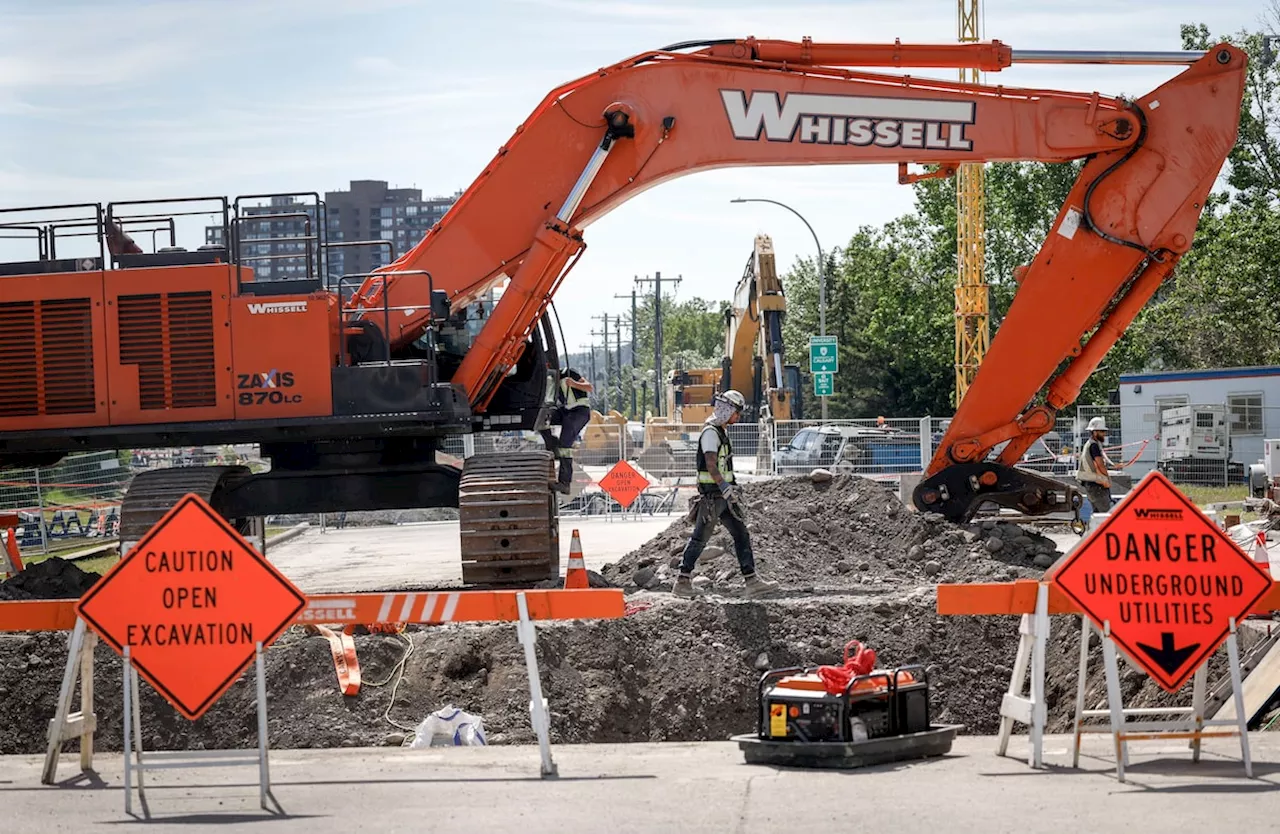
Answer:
[615,323,624,395]
[614,286,639,418]
[580,344,597,408]
[613,317,630,419]
[590,314,612,413]
[635,271,681,417]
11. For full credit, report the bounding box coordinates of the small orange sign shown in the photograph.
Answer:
[1052,470,1272,692]
[598,460,650,509]
[76,494,307,720]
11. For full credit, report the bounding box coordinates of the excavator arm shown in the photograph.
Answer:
[347,37,1245,520]
[723,234,789,419]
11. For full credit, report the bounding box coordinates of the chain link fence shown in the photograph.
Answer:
[0,444,265,554]
[1076,402,1280,489]
[5,400,1271,539]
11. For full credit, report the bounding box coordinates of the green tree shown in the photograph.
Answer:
[779,161,1089,418]
[1182,19,1280,205]
[1131,201,1280,368]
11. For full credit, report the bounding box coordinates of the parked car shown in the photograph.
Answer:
[774,425,923,475]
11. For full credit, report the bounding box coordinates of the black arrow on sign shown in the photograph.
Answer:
[1136,633,1201,677]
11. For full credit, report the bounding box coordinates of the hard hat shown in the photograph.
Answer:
[1087,416,1108,432]
[717,390,747,411]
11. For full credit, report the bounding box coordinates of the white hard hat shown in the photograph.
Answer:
[717,389,747,411]
[1087,416,1108,432]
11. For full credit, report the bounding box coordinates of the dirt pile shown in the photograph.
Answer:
[601,475,1062,594]
[0,558,100,601]
[0,473,1261,756]
[1,603,1263,755]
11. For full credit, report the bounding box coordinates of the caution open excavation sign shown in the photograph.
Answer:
[1051,470,1272,693]
[76,494,307,720]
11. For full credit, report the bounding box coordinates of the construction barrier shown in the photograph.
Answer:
[938,578,1280,619]
[13,585,623,807]
[939,576,1274,781]
[0,588,623,633]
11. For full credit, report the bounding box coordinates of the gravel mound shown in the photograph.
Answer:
[0,558,100,601]
[1,474,1268,757]
[601,474,1062,594]
[2,602,1262,755]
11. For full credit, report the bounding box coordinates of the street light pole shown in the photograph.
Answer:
[731,197,828,420]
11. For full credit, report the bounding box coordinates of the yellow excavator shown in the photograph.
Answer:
[642,234,803,472]
[666,233,802,424]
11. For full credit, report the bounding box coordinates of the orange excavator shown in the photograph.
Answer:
[0,38,1245,584]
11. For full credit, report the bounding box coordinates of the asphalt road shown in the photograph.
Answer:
[266,515,676,593]
[7,734,1280,832]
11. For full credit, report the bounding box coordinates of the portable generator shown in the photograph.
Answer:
[758,654,929,742]
[733,641,960,769]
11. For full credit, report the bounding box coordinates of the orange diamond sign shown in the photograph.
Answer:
[76,494,307,720]
[598,460,650,509]
[1051,470,1272,693]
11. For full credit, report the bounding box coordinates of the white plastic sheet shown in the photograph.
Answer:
[408,706,487,748]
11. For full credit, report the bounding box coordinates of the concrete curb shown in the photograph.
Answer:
[266,522,311,548]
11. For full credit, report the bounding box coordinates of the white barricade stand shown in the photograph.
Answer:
[121,641,274,815]
[42,618,98,784]
[995,596,1253,782]
[1068,617,1251,782]
[994,513,1102,770]
[993,509,1255,782]
[995,581,1049,768]
[516,591,558,778]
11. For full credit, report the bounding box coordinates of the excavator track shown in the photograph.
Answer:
[458,451,559,585]
[119,466,254,551]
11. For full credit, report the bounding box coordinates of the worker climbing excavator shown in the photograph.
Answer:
[666,233,803,425]
[0,37,1246,585]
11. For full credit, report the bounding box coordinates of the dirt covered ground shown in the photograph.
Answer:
[600,474,1060,594]
[0,476,1265,754]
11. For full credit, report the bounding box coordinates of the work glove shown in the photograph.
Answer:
[720,484,739,503]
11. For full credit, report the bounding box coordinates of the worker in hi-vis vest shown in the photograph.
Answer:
[672,389,779,599]
[1076,416,1123,513]
[542,367,593,493]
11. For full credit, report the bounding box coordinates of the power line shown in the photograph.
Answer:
[634,271,681,417]
[614,286,639,418]
[590,314,613,413]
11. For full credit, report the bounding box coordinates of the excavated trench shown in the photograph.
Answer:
[0,476,1265,753]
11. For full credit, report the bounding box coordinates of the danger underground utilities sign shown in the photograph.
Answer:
[1051,470,1272,693]
[76,494,307,720]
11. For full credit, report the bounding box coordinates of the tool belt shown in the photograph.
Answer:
[685,489,747,525]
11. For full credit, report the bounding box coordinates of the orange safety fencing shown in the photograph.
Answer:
[6,502,121,515]
[937,578,1280,617]
[0,588,626,633]
[0,478,127,489]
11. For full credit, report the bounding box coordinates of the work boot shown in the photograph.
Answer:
[672,574,698,598]
[550,481,571,495]
[743,574,780,598]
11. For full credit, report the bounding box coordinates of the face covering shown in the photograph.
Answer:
[710,401,738,426]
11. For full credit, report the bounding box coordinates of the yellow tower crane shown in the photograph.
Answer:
[955,0,989,404]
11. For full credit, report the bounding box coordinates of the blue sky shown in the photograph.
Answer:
[0,0,1266,352]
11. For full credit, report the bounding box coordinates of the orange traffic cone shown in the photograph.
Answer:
[0,524,22,578]
[565,529,588,589]
[1254,531,1271,577]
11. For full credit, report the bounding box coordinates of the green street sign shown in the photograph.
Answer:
[809,336,838,374]
[814,371,834,397]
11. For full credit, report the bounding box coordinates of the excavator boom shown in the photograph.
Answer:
[345,38,1245,520]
